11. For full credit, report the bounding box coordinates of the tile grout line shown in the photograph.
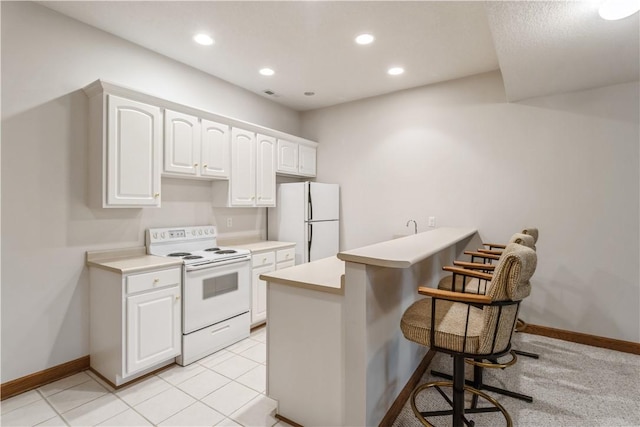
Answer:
[35,388,70,427]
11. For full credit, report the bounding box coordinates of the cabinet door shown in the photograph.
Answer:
[230,128,256,206]
[276,139,298,174]
[164,109,200,176]
[256,134,276,207]
[126,286,181,376]
[201,119,230,179]
[298,145,317,177]
[106,95,161,207]
[252,264,273,325]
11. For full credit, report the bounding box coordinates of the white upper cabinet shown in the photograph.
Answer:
[230,128,257,206]
[277,139,317,178]
[256,134,276,207]
[276,139,299,174]
[201,119,230,179]
[84,80,317,209]
[164,109,200,176]
[222,130,276,208]
[298,144,317,177]
[164,111,230,180]
[105,95,162,207]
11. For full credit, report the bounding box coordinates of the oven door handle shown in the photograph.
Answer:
[185,256,251,271]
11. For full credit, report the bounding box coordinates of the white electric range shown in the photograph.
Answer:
[147,225,251,366]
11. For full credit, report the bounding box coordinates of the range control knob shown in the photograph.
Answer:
[153,232,158,239]
[192,230,196,236]
[205,229,209,234]
[209,228,214,234]
[160,232,166,239]
[198,229,203,235]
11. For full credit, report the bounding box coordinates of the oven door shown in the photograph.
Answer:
[183,258,250,334]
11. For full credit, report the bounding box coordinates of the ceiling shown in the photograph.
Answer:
[41,1,639,111]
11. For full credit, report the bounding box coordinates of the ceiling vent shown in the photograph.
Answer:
[263,89,276,96]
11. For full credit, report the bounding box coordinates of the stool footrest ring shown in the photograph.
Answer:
[410,380,513,427]
[465,350,518,369]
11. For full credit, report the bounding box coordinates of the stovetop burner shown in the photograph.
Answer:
[204,247,221,252]
[215,250,237,254]
[183,255,204,260]
[168,252,192,257]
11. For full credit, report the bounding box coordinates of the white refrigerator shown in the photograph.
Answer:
[268,182,340,264]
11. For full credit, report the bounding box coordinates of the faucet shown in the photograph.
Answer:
[406,219,417,235]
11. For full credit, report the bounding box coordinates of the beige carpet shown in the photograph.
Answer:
[392,333,640,426]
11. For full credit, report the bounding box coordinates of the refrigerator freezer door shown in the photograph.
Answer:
[305,220,339,262]
[306,182,339,221]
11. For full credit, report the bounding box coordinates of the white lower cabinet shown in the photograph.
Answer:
[89,266,182,386]
[126,286,181,376]
[250,246,295,327]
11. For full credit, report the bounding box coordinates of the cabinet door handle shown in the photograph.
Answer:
[154,193,160,198]
[203,164,208,168]
[153,278,160,284]
[194,163,199,167]
[175,295,181,301]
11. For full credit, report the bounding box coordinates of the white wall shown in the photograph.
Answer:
[0,1,300,382]
[301,71,640,343]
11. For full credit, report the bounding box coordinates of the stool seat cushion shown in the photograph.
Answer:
[401,297,484,353]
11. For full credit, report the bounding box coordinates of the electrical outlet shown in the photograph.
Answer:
[226,217,233,228]
[428,216,436,228]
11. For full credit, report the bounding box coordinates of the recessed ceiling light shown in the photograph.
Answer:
[304,92,315,96]
[355,33,375,45]
[193,33,214,46]
[259,68,275,76]
[598,0,640,20]
[387,67,404,76]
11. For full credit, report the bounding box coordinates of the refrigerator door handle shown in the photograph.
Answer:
[308,223,313,256]
[308,185,313,221]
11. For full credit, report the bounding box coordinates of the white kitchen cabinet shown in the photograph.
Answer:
[249,245,295,327]
[89,264,182,386]
[256,134,276,206]
[276,139,299,174]
[230,128,257,206]
[298,144,317,177]
[164,110,230,180]
[276,139,317,178]
[217,129,276,207]
[85,89,163,208]
[201,119,230,178]
[126,286,181,376]
[164,109,200,176]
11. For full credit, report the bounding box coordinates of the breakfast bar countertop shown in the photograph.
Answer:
[337,227,477,268]
[259,256,344,295]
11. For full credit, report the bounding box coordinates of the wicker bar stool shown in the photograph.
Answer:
[401,242,537,427]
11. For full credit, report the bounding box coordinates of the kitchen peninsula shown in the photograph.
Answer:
[260,227,479,426]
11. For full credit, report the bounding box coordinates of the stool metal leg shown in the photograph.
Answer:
[452,355,465,427]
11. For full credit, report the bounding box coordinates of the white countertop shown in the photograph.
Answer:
[337,227,477,268]
[86,247,183,274]
[223,240,296,253]
[259,256,345,295]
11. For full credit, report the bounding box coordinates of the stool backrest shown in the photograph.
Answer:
[509,233,535,250]
[478,243,537,354]
[521,228,539,244]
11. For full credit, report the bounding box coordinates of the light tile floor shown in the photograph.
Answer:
[1,328,283,427]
